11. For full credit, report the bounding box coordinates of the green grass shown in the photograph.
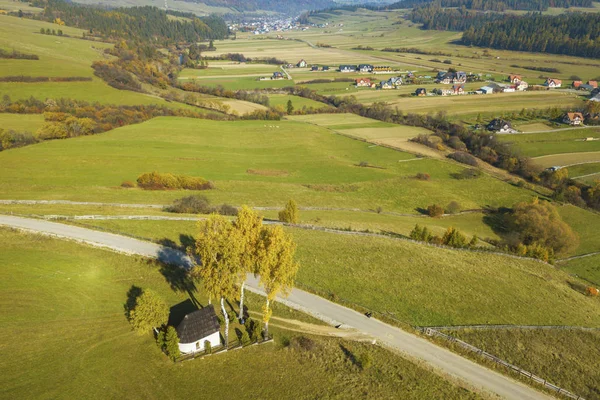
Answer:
[532,152,600,168]
[179,63,278,78]
[0,227,481,399]
[0,113,45,132]
[268,94,332,110]
[58,219,600,327]
[560,255,600,286]
[0,116,538,213]
[446,329,600,400]
[557,205,600,256]
[567,162,600,184]
[181,76,292,90]
[499,128,600,158]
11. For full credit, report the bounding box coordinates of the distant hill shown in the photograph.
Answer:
[178,0,337,14]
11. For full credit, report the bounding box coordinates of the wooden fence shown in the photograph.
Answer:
[419,324,600,332]
[421,327,586,400]
[177,336,274,363]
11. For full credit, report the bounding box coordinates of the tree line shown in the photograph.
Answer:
[30,0,228,44]
[0,49,39,60]
[462,13,600,59]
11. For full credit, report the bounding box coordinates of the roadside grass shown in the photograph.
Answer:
[58,219,600,328]
[560,255,600,286]
[0,116,537,212]
[0,113,45,132]
[445,329,600,400]
[0,227,481,400]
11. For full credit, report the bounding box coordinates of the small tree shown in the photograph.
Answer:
[164,326,181,361]
[241,330,251,346]
[129,289,169,334]
[286,99,294,114]
[204,340,212,354]
[427,204,444,218]
[278,199,299,224]
[469,235,478,248]
[442,227,467,248]
[409,224,423,240]
[445,201,461,214]
[257,225,299,336]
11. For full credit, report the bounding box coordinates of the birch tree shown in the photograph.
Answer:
[192,215,242,347]
[233,206,263,324]
[257,225,299,336]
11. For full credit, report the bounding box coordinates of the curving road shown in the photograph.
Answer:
[0,214,553,400]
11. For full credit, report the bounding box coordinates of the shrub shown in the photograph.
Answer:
[290,336,316,352]
[442,227,467,248]
[121,180,135,188]
[241,330,251,346]
[166,195,212,214]
[204,340,212,354]
[410,224,432,242]
[585,287,599,297]
[215,204,238,216]
[358,352,373,370]
[448,152,478,166]
[427,204,444,218]
[415,172,430,181]
[454,168,482,180]
[279,199,299,223]
[445,201,461,214]
[136,172,213,191]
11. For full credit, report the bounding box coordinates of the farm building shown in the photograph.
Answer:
[516,81,528,91]
[563,112,584,126]
[373,66,392,72]
[544,78,562,88]
[297,59,307,68]
[339,65,357,73]
[176,305,221,354]
[579,84,595,91]
[355,78,372,87]
[487,119,517,133]
[479,86,495,95]
[322,66,330,71]
[508,74,522,84]
[311,66,319,71]
[380,77,402,89]
[415,88,427,96]
[272,71,285,80]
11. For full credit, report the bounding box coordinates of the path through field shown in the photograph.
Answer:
[0,214,553,400]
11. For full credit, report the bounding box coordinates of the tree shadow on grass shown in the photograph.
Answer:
[124,285,143,321]
[159,262,202,308]
[481,206,512,237]
[339,344,358,367]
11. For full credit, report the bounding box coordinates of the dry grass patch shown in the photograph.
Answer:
[247,168,289,177]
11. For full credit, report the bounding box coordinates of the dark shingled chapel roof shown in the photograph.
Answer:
[176,305,220,344]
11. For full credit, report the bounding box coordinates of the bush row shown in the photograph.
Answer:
[164,195,237,215]
[0,76,92,83]
[136,172,214,191]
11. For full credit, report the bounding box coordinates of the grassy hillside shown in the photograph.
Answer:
[560,255,600,286]
[0,227,480,399]
[56,218,600,328]
[447,329,600,400]
[0,117,537,213]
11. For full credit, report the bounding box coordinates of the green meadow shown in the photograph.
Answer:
[0,113,45,132]
[0,228,484,399]
[447,329,600,400]
[499,128,600,158]
[0,117,538,212]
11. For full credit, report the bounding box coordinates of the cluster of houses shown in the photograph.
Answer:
[354,77,403,89]
[572,80,598,92]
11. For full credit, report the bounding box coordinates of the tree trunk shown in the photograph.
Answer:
[221,297,229,348]
[264,298,270,337]
[239,281,245,324]
[208,295,211,305]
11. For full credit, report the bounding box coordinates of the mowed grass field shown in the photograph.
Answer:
[561,255,600,286]
[0,113,45,132]
[0,228,485,399]
[500,127,600,158]
[58,218,600,328]
[269,94,332,110]
[447,329,600,400]
[0,116,538,213]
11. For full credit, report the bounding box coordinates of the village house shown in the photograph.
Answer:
[355,78,372,87]
[433,88,453,96]
[508,74,522,84]
[176,306,221,354]
[572,80,583,89]
[322,66,330,71]
[563,112,584,126]
[516,81,528,91]
[479,85,495,95]
[436,71,467,84]
[544,78,562,88]
[452,84,465,95]
[358,64,374,73]
[588,81,598,89]
[503,86,516,93]
[310,65,319,71]
[339,65,357,73]
[379,76,403,89]
[297,59,307,68]
[415,88,427,96]
[272,71,285,80]
[580,84,595,91]
[487,119,517,133]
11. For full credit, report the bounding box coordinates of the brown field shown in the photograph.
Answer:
[532,152,600,168]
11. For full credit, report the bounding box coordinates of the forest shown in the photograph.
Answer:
[385,0,592,11]
[462,13,600,58]
[29,0,228,43]
[409,5,504,30]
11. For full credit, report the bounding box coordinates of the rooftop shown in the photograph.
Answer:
[176,305,220,344]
